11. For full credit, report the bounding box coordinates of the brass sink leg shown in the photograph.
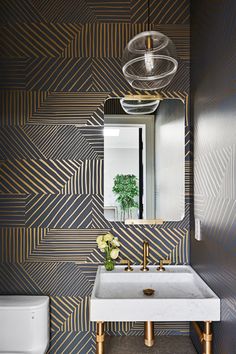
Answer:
[203,321,212,354]
[192,321,213,354]
[96,321,105,354]
[144,321,154,347]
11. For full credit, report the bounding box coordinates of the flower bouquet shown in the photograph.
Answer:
[96,232,121,271]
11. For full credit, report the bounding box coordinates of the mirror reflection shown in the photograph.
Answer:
[104,97,185,223]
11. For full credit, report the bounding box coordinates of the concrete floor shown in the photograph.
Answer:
[105,336,197,354]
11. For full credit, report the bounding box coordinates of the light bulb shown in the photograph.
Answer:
[144,52,154,73]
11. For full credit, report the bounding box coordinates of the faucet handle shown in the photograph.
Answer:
[120,259,133,272]
[157,259,171,272]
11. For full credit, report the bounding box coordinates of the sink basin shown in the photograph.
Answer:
[90,265,220,322]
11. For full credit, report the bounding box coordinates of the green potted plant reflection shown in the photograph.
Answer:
[96,233,121,271]
[112,174,139,221]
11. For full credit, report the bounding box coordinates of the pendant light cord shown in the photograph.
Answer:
[147,0,150,31]
[146,0,152,49]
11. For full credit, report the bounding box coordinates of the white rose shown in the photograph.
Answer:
[110,248,119,260]
[104,233,114,242]
[96,235,103,244]
[98,241,107,250]
[111,237,120,247]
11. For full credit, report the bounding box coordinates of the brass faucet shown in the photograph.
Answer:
[141,240,149,272]
[157,259,171,272]
[120,259,133,272]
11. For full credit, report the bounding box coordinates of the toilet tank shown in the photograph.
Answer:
[0,296,50,354]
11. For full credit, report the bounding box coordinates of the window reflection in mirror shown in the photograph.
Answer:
[104,98,185,223]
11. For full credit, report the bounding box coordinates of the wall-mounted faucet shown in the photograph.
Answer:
[141,240,149,272]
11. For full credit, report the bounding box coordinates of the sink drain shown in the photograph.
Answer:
[143,288,155,296]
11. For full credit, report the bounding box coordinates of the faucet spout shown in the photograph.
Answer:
[141,240,149,272]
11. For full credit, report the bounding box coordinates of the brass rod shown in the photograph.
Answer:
[125,219,164,225]
[205,321,211,335]
[146,35,153,50]
[123,94,163,101]
[96,322,105,354]
[203,321,212,354]
[192,321,204,343]
[144,321,155,347]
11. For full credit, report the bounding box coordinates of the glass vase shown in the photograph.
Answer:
[104,253,115,271]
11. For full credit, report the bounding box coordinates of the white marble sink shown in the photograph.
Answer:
[90,265,220,322]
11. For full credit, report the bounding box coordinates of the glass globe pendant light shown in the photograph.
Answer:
[122,31,178,90]
[121,1,178,90]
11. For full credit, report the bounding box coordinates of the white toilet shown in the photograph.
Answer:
[0,296,49,354]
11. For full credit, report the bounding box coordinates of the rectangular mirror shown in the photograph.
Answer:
[103,97,185,223]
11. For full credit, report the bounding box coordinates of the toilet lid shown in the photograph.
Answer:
[0,296,49,310]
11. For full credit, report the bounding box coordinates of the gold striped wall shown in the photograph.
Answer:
[0,0,191,352]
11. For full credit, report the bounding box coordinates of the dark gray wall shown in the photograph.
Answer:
[191,0,236,353]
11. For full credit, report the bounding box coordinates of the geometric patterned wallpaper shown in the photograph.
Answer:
[0,0,190,352]
[191,0,236,353]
